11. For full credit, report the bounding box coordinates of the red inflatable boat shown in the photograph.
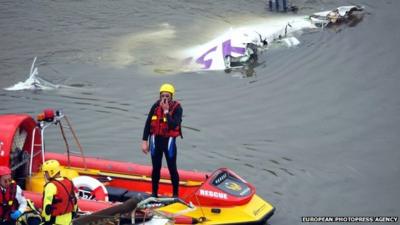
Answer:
[0,109,274,225]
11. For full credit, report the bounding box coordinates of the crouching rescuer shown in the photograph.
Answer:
[41,160,78,225]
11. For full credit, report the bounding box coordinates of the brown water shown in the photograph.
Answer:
[1,0,399,224]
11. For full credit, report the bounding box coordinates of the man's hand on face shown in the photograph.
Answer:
[160,97,170,113]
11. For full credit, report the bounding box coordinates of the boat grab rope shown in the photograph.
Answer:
[194,192,207,222]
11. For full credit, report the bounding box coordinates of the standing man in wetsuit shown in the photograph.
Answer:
[41,160,77,225]
[0,166,27,225]
[141,83,182,198]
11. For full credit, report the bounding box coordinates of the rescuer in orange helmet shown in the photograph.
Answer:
[0,166,27,225]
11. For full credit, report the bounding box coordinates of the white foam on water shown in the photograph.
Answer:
[282,37,301,47]
[111,23,177,68]
[4,57,61,91]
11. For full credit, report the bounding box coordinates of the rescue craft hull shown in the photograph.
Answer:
[43,152,275,225]
[0,112,275,225]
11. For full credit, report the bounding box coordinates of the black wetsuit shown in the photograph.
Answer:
[142,101,182,197]
[268,0,288,12]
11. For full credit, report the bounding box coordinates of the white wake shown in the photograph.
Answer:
[4,57,60,91]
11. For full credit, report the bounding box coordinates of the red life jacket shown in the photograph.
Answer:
[45,178,77,217]
[150,100,182,138]
[0,181,18,221]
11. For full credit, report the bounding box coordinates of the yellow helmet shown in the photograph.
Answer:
[42,160,61,178]
[159,83,175,96]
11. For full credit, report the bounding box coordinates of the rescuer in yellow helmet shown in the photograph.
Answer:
[141,83,183,198]
[41,160,77,225]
